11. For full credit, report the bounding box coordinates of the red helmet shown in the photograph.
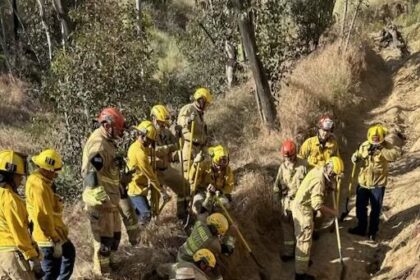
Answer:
[318,114,335,131]
[97,107,126,135]
[281,140,296,157]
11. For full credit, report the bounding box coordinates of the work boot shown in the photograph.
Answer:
[348,227,366,237]
[295,273,316,280]
[280,254,294,262]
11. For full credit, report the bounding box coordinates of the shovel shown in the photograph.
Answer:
[215,197,270,280]
[340,162,357,222]
[332,192,346,280]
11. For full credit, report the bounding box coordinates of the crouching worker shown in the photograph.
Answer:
[26,149,76,280]
[189,146,234,218]
[156,249,223,280]
[273,140,307,262]
[0,150,43,280]
[292,157,344,280]
[178,213,235,267]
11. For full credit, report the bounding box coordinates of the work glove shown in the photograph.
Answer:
[221,235,235,256]
[29,258,44,279]
[161,190,171,203]
[53,242,63,258]
[368,144,382,155]
[82,186,110,207]
[193,151,204,163]
[207,184,216,194]
[120,170,134,188]
[351,152,359,164]
[187,112,196,125]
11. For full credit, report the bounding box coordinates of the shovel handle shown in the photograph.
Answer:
[187,120,196,177]
[215,197,252,253]
[332,194,344,263]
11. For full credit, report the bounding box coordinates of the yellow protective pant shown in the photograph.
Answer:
[281,197,295,257]
[0,251,36,280]
[87,206,121,275]
[292,204,314,274]
[181,142,204,178]
[157,166,189,218]
[118,197,140,246]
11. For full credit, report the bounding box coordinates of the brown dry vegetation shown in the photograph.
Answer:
[0,75,61,154]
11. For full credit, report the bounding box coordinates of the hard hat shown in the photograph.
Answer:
[150,105,170,124]
[97,107,126,132]
[193,248,216,268]
[0,150,26,175]
[327,156,344,175]
[280,140,297,157]
[174,267,195,280]
[32,149,63,172]
[318,114,335,131]
[367,124,387,144]
[207,213,229,236]
[193,87,213,103]
[134,120,157,140]
[208,145,229,165]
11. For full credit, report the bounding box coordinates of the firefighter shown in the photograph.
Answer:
[26,149,75,279]
[0,150,43,280]
[81,108,127,275]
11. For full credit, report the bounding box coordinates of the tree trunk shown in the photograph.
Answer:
[340,0,348,38]
[344,0,362,51]
[52,0,71,51]
[0,15,13,74]
[135,0,141,36]
[36,0,53,61]
[232,0,276,129]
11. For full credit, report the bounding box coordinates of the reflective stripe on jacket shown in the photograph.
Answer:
[81,128,121,207]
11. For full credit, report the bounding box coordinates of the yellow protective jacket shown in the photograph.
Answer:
[0,184,38,260]
[81,127,121,209]
[26,170,68,247]
[177,103,207,146]
[298,135,340,168]
[353,140,400,188]
[273,158,307,209]
[293,167,326,212]
[127,140,161,197]
[189,160,234,194]
[155,127,178,170]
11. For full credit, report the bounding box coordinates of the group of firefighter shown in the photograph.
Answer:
[0,87,400,280]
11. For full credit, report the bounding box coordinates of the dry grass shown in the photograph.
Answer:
[0,75,63,155]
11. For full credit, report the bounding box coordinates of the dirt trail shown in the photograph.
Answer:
[283,49,420,280]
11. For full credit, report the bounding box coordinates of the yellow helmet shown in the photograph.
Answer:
[193,248,216,268]
[327,156,344,175]
[134,120,157,140]
[0,150,26,175]
[207,213,229,236]
[150,105,170,124]
[208,145,229,166]
[367,124,388,144]
[193,87,213,103]
[32,149,63,172]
